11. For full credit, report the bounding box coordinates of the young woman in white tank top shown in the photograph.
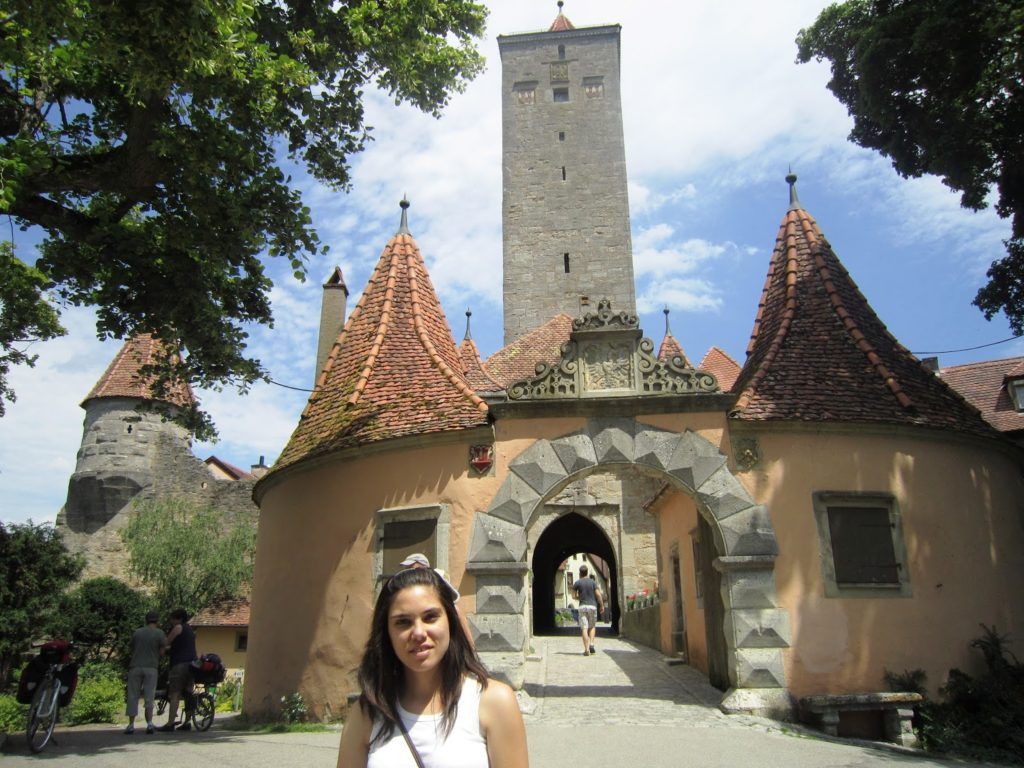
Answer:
[337,566,528,768]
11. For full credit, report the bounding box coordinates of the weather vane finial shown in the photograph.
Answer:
[785,170,801,211]
[464,309,473,341]
[398,195,411,234]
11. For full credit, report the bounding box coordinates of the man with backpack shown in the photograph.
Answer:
[124,611,166,735]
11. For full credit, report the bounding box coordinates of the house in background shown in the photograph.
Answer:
[192,598,250,674]
[941,356,1024,444]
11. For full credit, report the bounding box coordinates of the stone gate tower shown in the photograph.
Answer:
[499,4,636,344]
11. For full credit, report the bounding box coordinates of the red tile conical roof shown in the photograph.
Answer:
[275,215,488,470]
[549,2,575,32]
[460,337,502,392]
[731,176,995,437]
[658,333,688,366]
[83,333,195,409]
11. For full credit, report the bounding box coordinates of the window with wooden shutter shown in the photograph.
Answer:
[813,492,911,598]
[373,504,451,595]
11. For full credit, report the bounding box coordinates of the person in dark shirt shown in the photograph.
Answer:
[160,608,197,731]
[572,563,604,656]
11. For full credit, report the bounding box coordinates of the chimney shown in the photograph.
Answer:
[315,267,349,385]
[250,455,269,479]
[921,356,940,374]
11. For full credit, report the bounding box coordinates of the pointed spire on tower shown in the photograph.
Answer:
[663,306,672,337]
[549,1,575,32]
[657,306,688,365]
[397,196,411,235]
[786,168,801,211]
[463,309,473,341]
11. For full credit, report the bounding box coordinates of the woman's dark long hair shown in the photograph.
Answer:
[357,567,488,746]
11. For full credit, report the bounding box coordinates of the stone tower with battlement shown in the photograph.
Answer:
[499,6,635,344]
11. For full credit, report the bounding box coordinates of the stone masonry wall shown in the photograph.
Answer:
[500,26,635,343]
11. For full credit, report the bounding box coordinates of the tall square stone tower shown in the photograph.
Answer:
[499,12,636,344]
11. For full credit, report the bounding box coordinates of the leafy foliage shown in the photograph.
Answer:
[0,0,487,437]
[0,692,28,732]
[280,691,308,723]
[0,242,65,417]
[50,577,149,670]
[120,497,255,617]
[64,662,123,725]
[796,1,1024,330]
[0,521,83,690]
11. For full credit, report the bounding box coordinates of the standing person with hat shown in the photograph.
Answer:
[399,554,475,650]
[124,610,166,735]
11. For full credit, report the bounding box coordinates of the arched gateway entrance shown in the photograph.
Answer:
[464,418,792,717]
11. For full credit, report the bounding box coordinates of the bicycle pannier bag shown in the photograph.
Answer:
[16,660,44,704]
[190,652,226,684]
[58,662,79,707]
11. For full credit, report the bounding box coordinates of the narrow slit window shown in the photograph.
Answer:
[559,131,565,142]
[561,166,566,181]
[564,253,570,273]
[558,44,566,60]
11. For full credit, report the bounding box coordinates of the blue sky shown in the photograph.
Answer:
[2,0,1017,526]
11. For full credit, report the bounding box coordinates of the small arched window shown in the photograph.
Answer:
[558,44,566,60]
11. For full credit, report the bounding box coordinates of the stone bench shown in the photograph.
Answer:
[800,692,924,747]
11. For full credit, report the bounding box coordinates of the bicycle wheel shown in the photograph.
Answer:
[26,678,60,753]
[191,693,215,732]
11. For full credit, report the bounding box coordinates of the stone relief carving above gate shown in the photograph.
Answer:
[508,299,720,400]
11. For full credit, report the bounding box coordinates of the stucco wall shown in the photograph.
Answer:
[245,434,501,719]
[737,428,1024,699]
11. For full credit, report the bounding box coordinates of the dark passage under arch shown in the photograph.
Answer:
[531,512,619,634]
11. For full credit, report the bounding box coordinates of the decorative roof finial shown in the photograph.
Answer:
[786,168,801,211]
[464,309,473,341]
[398,195,411,234]
[557,1,564,10]
[663,305,673,336]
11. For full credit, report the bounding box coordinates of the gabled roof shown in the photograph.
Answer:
[204,455,253,481]
[941,356,1024,434]
[191,598,249,628]
[484,313,574,387]
[82,333,194,409]
[274,205,489,470]
[731,176,995,438]
[549,2,575,32]
[699,347,741,393]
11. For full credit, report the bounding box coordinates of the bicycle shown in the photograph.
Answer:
[22,640,77,753]
[154,681,217,731]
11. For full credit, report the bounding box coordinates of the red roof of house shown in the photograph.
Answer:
[699,347,741,393]
[657,333,689,366]
[204,456,253,481]
[731,178,995,438]
[274,208,489,470]
[941,356,1024,434]
[191,598,250,628]
[83,333,194,409]
[484,314,574,387]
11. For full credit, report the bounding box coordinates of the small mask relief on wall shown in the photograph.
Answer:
[733,436,761,471]
[470,444,494,475]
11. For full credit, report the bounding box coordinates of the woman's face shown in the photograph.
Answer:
[388,584,450,675]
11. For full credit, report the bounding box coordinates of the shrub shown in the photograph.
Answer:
[280,692,307,723]
[0,693,28,732]
[64,663,123,725]
[216,677,242,712]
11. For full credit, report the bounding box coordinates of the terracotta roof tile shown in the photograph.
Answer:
[941,356,1024,434]
[657,333,689,366]
[191,598,249,627]
[731,184,996,438]
[699,347,741,392]
[484,314,574,387]
[274,227,489,470]
[460,337,503,391]
[549,7,576,32]
[204,455,253,481]
[82,333,194,409]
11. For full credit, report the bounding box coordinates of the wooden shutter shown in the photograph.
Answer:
[827,506,899,585]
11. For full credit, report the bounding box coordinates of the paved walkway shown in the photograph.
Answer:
[0,634,1006,766]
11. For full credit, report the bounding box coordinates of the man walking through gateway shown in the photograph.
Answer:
[572,564,604,656]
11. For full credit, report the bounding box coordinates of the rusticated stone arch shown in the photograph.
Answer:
[465,417,792,717]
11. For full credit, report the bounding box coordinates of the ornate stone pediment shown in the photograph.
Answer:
[508,300,720,400]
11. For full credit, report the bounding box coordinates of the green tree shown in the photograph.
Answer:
[0,242,65,417]
[0,521,83,689]
[0,0,487,438]
[121,497,256,617]
[796,1,1024,330]
[50,577,149,669]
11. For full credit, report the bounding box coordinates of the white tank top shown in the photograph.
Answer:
[367,678,488,768]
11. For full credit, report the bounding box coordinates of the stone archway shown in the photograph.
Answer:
[465,417,792,717]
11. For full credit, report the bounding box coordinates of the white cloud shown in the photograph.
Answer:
[637,278,723,314]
